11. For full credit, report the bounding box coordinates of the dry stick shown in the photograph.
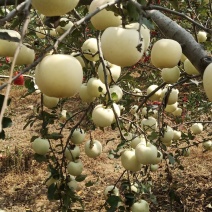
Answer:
[0,1,31,132]
[0,0,28,25]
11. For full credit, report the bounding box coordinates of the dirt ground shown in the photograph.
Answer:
[0,86,211,212]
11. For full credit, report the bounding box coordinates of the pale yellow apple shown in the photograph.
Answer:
[184,59,199,75]
[197,31,207,43]
[0,29,20,57]
[35,54,83,98]
[161,66,180,83]
[203,63,212,101]
[89,0,122,30]
[101,27,144,67]
[151,39,182,68]
[81,38,99,61]
[31,0,79,16]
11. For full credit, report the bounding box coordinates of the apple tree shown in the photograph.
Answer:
[0,0,211,211]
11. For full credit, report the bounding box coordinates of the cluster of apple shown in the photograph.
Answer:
[20,0,211,210]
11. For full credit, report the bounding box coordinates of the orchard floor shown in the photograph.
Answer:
[0,87,211,212]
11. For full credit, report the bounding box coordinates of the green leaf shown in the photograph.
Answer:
[85,181,95,187]
[47,183,57,201]
[106,195,120,207]
[0,130,5,139]
[75,175,87,182]
[2,117,12,128]
[34,153,47,162]
[24,78,36,94]
[141,17,155,30]
[111,92,118,102]
[45,132,63,140]
[0,94,11,110]
[168,154,175,165]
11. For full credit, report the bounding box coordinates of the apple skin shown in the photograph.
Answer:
[147,85,162,101]
[121,149,142,172]
[86,77,106,98]
[13,72,24,85]
[56,18,74,34]
[81,38,99,62]
[71,128,86,145]
[191,123,203,134]
[141,116,158,132]
[108,85,123,102]
[79,83,96,103]
[67,160,83,176]
[203,63,212,101]
[92,104,114,127]
[125,22,150,52]
[31,0,79,16]
[97,62,121,84]
[35,54,83,98]
[165,102,178,113]
[11,44,35,65]
[101,27,144,67]
[161,87,179,105]
[161,126,174,143]
[131,199,150,212]
[135,142,158,165]
[184,59,199,75]
[173,130,182,140]
[43,94,59,109]
[161,66,180,83]
[197,31,207,43]
[89,0,122,30]
[172,108,182,117]
[32,138,50,155]
[84,139,102,158]
[131,135,146,149]
[65,145,80,161]
[151,39,182,68]
[150,164,159,172]
[104,185,120,199]
[0,29,20,57]
[203,140,212,151]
